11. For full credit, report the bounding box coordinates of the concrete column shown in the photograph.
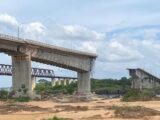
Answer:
[63,79,67,86]
[51,78,57,86]
[77,71,91,96]
[58,78,61,85]
[66,79,69,85]
[31,76,36,91]
[73,79,78,83]
[12,55,32,93]
[69,79,73,84]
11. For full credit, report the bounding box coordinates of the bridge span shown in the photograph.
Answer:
[0,64,77,90]
[0,34,97,98]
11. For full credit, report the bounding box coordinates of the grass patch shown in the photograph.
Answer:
[110,105,160,118]
[0,90,8,99]
[75,106,89,111]
[15,96,30,102]
[0,103,51,114]
[122,89,156,102]
[54,105,88,111]
[43,116,72,120]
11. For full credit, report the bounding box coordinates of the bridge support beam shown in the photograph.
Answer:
[77,71,91,97]
[12,55,32,94]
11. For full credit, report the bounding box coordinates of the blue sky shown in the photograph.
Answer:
[1,0,160,87]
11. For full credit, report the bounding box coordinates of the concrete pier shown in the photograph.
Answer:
[58,78,61,85]
[77,71,91,96]
[63,79,67,86]
[128,68,160,89]
[69,79,73,84]
[51,78,57,86]
[12,55,32,93]
[0,34,97,98]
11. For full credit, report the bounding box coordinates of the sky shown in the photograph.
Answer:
[0,0,160,87]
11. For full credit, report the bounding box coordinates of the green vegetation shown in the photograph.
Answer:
[15,96,30,102]
[0,84,30,102]
[110,105,160,118]
[43,116,72,120]
[35,79,77,95]
[34,77,132,96]
[0,90,8,99]
[122,89,158,102]
[91,77,132,94]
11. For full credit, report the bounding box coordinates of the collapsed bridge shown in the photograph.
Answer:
[0,64,77,90]
[0,34,97,97]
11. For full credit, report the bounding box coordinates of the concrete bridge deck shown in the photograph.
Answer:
[0,34,97,97]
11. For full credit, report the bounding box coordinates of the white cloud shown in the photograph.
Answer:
[79,38,143,63]
[2,13,160,79]
[80,41,98,53]
[24,22,46,35]
[51,24,106,41]
[105,41,143,62]
[0,13,18,27]
[0,13,46,41]
[22,22,46,41]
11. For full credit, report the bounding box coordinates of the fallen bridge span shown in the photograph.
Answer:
[0,34,97,97]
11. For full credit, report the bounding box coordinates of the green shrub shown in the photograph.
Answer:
[44,116,72,120]
[23,88,28,94]
[15,96,30,102]
[110,105,160,118]
[21,84,26,89]
[34,80,77,95]
[0,90,8,99]
[66,83,77,95]
[153,87,160,94]
[66,87,74,95]
[122,89,155,102]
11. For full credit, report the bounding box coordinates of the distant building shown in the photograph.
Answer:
[127,68,160,89]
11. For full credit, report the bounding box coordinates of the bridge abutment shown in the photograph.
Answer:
[77,71,91,97]
[12,55,32,94]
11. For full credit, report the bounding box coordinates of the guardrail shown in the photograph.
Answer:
[0,34,25,41]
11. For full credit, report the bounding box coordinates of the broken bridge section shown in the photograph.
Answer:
[0,34,97,97]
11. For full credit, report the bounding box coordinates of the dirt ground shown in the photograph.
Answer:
[0,98,160,120]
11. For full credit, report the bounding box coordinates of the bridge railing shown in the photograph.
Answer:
[0,34,25,41]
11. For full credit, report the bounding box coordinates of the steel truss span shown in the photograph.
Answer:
[0,64,76,79]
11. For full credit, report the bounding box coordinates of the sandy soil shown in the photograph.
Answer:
[0,98,160,120]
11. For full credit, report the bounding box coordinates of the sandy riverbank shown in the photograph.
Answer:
[0,98,160,120]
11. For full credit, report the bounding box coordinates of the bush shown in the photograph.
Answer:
[0,90,8,99]
[44,116,72,120]
[66,83,76,95]
[110,105,160,118]
[15,96,30,102]
[122,89,155,102]
[34,80,77,95]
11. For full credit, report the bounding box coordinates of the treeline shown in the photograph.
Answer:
[91,77,132,95]
[34,77,132,95]
[35,79,77,95]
